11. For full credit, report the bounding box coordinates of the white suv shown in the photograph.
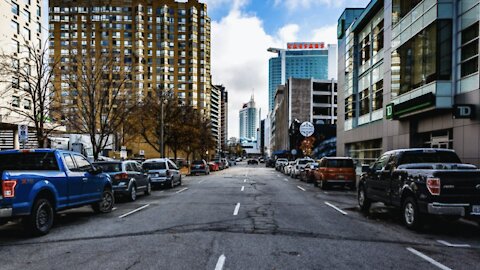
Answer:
[291,158,314,178]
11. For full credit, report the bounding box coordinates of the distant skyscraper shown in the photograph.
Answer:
[239,96,257,140]
[268,42,338,112]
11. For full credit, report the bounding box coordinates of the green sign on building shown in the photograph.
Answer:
[386,103,394,120]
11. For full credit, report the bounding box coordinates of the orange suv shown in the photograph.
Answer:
[313,157,356,190]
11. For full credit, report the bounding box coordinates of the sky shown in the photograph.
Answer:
[203,0,370,139]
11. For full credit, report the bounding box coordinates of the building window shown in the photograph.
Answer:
[22,27,31,40]
[12,96,20,107]
[12,2,19,15]
[392,0,422,25]
[372,80,383,111]
[37,22,41,33]
[11,20,19,34]
[359,88,370,116]
[24,99,31,110]
[36,5,41,17]
[373,19,384,56]
[391,20,452,97]
[23,10,30,22]
[360,35,371,65]
[345,96,356,120]
[23,0,30,5]
[460,22,479,77]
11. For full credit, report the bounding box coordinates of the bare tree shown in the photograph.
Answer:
[63,48,135,160]
[0,39,62,147]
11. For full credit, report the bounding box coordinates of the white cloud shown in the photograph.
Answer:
[211,2,285,139]
[310,24,338,45]
[277,24,300,43]
[275,0,368,10]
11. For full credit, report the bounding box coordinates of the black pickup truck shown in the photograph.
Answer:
[358,149,480,229]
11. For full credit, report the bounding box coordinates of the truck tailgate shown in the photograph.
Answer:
[434,171,480,197]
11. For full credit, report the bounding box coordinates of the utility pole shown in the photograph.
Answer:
[160,92,165,158]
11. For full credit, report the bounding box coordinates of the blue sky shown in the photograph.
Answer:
[204,0,370,138]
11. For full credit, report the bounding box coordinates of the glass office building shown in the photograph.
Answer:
[268,43,337,112]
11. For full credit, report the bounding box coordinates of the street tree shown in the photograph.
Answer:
[62,49,135,160]
[0,39,62,147]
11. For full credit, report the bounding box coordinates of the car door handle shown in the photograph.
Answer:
[82,178,88,182]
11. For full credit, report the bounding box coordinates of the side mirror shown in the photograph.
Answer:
[89,166,103,175]
[361,165,370,173]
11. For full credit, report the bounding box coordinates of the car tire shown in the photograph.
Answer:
[169,178,175,189]
[129,185,137,202]
[24,198,54,236]
[403,197,423,230]
[144,181,152,196]
[358,185,371,214]
[92,189,114,214]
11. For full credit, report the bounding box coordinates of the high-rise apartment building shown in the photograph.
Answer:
[337,0,480,165]
[219,85,228,150]
[239,96,257,140]
[49,0,211,114]
[210,84,221,153]
[267,43,338,112]
[0,0,45,149]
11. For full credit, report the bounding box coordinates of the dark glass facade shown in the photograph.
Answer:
[391,20,452,97]
[392,0,422,25]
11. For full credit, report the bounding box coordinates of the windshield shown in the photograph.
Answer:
[0,152,59,171]
[143,162,166,170]
[192,160,204,165]
[326,159,354,168]
[93,163,122,172]
[399,151,462,165]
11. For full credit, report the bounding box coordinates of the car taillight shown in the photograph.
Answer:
[114,173,129,180]
[426,177,441,196]
[2,180,17,198]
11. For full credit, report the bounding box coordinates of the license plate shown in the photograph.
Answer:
[472,205,480,215]
[195,165,200,168]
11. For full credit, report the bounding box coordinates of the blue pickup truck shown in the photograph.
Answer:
[0,149,114,236]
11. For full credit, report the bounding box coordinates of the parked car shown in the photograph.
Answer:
[275,158,288,171]
[0,149,113,236]
[314,157,356,190]
[94,161,151,201]
[259,157,265,163]
[291,158,314,178]
[358,148,480,230]
[266,158,276,168]
[284,161,295,175]
[222,158,230,169]
[142,158,182,189]
[228,159,237,166]
[214,159,225,170]
[300,162,319,182]
[190,160,210,175]
[208,162,219,172]
[247,159,259,165]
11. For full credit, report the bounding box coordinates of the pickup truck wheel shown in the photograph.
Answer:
[129,185,137,202]
[144,182,152,196]
[25,198,54,236]
[403,197,423,230]
[92,189,114,213]
[358,185,371,214]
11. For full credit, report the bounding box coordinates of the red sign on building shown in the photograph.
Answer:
[287,42,325,50]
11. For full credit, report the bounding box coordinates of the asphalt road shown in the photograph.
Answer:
[1,164,479,270]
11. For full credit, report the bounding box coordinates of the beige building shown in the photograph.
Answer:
[49,0,211,115]
[0,0,45,149]
[49,0,212,157]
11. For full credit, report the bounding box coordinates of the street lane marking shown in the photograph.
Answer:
[437,240,471,248]
[407,247,452,270]
[244,179,247,182]
[199,180,205,184]
[284,178,289,182]
[241,186,245,191]
[112,207,117,211]
[176,187,189,194]
[297,186,306,191]
[215,254,226,270]
[233,203,240,216]
[324,202,348,215]
[118,204,150,219]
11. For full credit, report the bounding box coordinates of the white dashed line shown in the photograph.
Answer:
[284,178,289,182]
[297,186,306,191]
[176,187,189,194]
[118,204,150,219]
[437,240,471,248]
[241,186,245,191]
[215,254,226,270]
[233,203,240,216]
[112,207,117,211]
[244,179,247,182]
[199,180,205,184]
[324,202,348,215]
[407,247,452,270]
